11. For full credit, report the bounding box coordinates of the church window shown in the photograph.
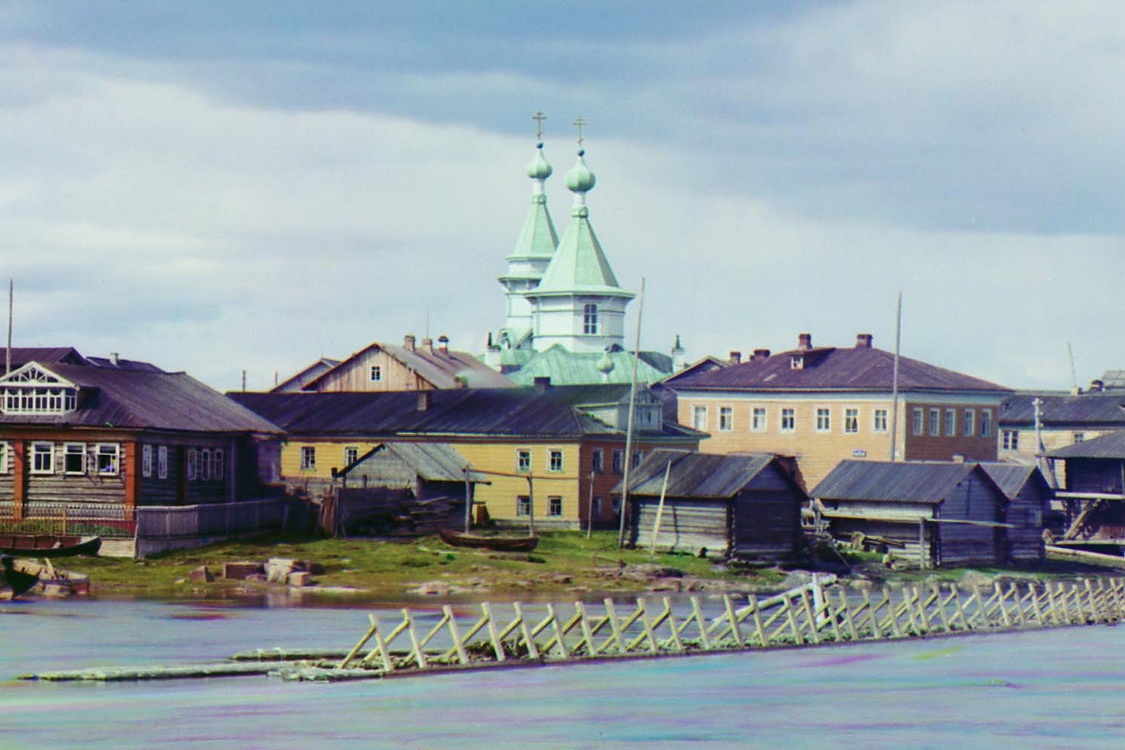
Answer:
[583,304,599,335]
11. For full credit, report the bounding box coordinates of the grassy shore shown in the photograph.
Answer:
[65,531,1119,602]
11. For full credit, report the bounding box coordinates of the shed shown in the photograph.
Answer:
[979,462,1051,562]
[622,451,805,560]
[1047,431,1125,540]
[811,461,1010,568]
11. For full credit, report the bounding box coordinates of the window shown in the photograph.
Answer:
[719,406,733,432]
[142,445,153,478]
[31,442,53,474]
[632,450,643,468]
[213,449,225,481]
[781,408,796,432]
[64,443,86,475]
[912,408,924,436]
[0,442,7,473]
[201,449,211,480]
[548,496,563,517]
[928,408,940,436]
[751,407,767,432]
[1073,432,1085,443]
[790,356,804,370]
[300,446,316,471]
[187,448,198,480]
[95,444,119,476]
[516,495,531,517]
[692,405,707,431]
[592,496,603,518]
[157,446,168,479]
[591,448,603,474]
[344,446,359,466]
[612,449,624,474]
[1002,430,1019,450]
[980,409,993,437]
[0,365,78,415]
[583,304,598,335]
[369,365,381,382]
[963,409,975,437]
[549,450,563,472]
[816,407,831,433]
[517,449,531,472]
[873,408,888,433]
[844,408,859,434]
[944,408,956,437]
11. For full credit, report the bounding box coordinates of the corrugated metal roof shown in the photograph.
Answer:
[0,360,282,434]
[624,450,783,498]
[1000,392,1125,427]
[1047,430,1125,459]
[669,344,1009,394]
[978,461,1046,498]
[811,460,983,503]
[231,384,700,440]
[342,442,470,482]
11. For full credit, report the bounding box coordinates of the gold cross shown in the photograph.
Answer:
[532,110,546,141]
[574,116,588,149]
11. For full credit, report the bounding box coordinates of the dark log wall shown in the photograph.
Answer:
[631,499,730,555]
[731,463,802,559]
[1065,458,1124,495]
[1007,483,1047,563]
[935,476,1002,567]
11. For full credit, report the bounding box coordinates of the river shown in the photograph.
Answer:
[2,597,1125,748]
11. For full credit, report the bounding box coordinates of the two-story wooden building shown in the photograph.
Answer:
[667,333,1011,489]
[0,348,283,531]
[232,383,703,530]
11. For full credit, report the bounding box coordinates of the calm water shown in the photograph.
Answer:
[3,597,1125,748]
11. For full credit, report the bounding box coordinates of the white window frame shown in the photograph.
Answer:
[591,448,603,474]
[912,407,924,436]
[344,446,359,467]
[157,446,168,479]
[719,406,734,432]
[980,409,993,438]
[549,450,563,472]
[63,442,86,475]
[873,408,888,433]
[300,446,316,472]
[96,443,120,476]
[944,408,956,437]
[0,441,7,473]
[547,496,563,517]
[928,408,941,437]
[1002,430,1019,451]
[963,409,975,437]
[780,407,796,433]
[142,444,153,478]
[201,448,212,481]
[517,449,531,473]
[213,449,225,481]
[187,448,198,480]
[691,405,707,431]
[583,304,598,335]
[751,407,767,432]
[516,495,531,517]
[30,441,54,475]
[816,407,831,433]
[844,408,859,434]
[369,365,382,382]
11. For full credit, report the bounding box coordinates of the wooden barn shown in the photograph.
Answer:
[979,462,1052,562]
[1047,430,1125,541]
[623,450,805,560]
[811,460,1011,568]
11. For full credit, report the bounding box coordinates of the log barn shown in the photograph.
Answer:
[1048,430,1125,541]
[623,450,805,560]
[979,462,1051,562]
[811,460,1011,568]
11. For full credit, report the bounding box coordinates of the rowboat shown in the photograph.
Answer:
[0,556,40,600]
[438,528,539,552]
[10,558,91,597]
[0,534,102,558]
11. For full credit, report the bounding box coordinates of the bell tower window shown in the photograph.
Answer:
[583,304,599,335]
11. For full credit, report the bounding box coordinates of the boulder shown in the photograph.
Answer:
[188,565,214,583]
[223,562,263,580]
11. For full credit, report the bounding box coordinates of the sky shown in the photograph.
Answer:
[1,1,1122,392]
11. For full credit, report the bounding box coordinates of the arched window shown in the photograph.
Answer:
[583,304,598,335]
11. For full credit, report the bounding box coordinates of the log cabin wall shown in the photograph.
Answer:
[631,499,730,555]
[933,476,1002,567]
[1006,484,1047,563]
[730,463,802,559]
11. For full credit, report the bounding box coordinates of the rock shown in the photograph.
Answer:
[223,562,263,580]
[188,565,214,583]
[288,571,312,587]
[265,559,297,584]
[407,580,453,596]
[959,570,995,591]
[627,564,686,580]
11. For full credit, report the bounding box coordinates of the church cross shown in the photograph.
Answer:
[574,116,588,149]
[532,110,546,141]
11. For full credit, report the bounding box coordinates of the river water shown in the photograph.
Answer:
[2,597,1125,748]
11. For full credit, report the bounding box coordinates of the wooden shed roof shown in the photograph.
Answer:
[812,460,1001,504]
[624,450,801,500]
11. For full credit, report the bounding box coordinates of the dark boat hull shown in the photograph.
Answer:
[0,534,102,558]
[0,556,40,600]
[439,528,539,552]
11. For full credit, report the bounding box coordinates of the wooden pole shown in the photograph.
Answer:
[648,458,673,554]
[617,277,645,549]
[888,290,902,461]
[463,467,473,533]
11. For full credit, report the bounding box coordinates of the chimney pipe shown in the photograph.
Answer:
[752,349,771,361]
[797,333,812,351]
[110,352,119,366]
[856,333,873,349]
[728,350,741,364]
[438,335,449,355]
[422,337,434,354]
[404,334,416,352]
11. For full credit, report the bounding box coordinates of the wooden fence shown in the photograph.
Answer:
[27,576,1123,683]
[0,501,134,537]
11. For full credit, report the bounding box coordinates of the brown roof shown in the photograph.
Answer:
[304,341,514,391]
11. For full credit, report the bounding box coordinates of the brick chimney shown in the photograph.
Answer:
[422,337,434,353]
[438,335,450,355]
[417,391,432,411]
[729,350,741,364]
[855,333,873,349]
[404,334,416,352]
[752,349,771,361]
[797,333,812,351]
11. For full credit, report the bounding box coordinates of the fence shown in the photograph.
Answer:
[0,501,134,537]
[25,576,1125,683]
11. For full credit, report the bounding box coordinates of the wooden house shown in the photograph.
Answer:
[979,462,1052,562]
[273,335,514,393]
[811,460,1011,568]
[1047,430,1125,541]
[623,450,805,560]
[667,332,1011,490]
[232,383,703,530]
[0,349,283,533]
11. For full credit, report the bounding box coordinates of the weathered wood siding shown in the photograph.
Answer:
[730,463,802,559]
[631,499,730,555]
[1006,483,1047,563]
[829,516,933,563]
[315,348,433,392]
[343,451,420,492]
[934,477,1002,567]
[1064,458,1125,495]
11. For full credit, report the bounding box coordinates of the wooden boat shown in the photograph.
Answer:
[11,558,90,597]
[0,556,40,600]
[0,534,102,558]
[439,528,539,552]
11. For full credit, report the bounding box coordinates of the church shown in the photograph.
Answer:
[484,118,682,385]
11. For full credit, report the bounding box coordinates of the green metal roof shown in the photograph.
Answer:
[507,345,671,386]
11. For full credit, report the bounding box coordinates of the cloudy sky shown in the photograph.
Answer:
[1,1,1122,391]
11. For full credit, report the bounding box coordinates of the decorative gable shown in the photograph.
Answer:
[0,362,80,415]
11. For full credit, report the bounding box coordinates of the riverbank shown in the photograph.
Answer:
[60,531,1123,602]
